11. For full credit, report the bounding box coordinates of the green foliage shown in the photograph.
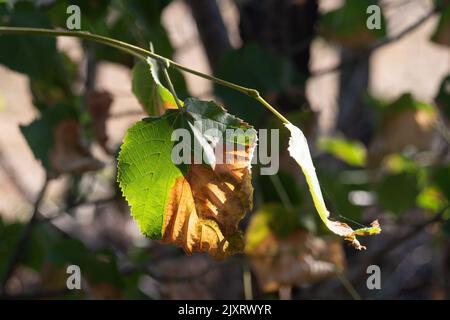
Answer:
[258,172,303,206]
[319,136,367,166]
[319,0,386,48]
[417,186,448,213]
[436,74,450,118]
[245,204,301,251]
[0,2,60,80]
[0,220,22,278]
[318,168,366,222]
[431,3,450,46]
[385,93,434,114]
[117,111,185,239]
[433,165,450,201]
[215,44,304,126]
[49,238,123,288]
[376,172,419,215]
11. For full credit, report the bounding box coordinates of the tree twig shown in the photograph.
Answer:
[351,208,448,284]
[311,6,438,77]
[0,27,289,124]
[0,174,50,294]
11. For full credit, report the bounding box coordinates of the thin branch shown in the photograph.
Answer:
[38,195,118,221]
[242,259,253,300]
[311,6,438,77]
[0,174,50,294]
[336,272,362,300]
[269,175,294,212]
[159,59,183,110]
[0,27,289,124]
[351,208,448,283]
[370,7,438,50]
[368,209,446,264]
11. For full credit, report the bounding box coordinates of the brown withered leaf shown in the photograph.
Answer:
[247,230,345,292]
[49,119,103,176]
[368,100,436,168]
[85,90,113,152]
[161,143,253,260]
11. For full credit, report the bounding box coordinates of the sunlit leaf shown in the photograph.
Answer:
[319,136,367,166]
[284,123,380,250]
[118,99,257,259]
[417,186,448,213]
[131,58,181,115]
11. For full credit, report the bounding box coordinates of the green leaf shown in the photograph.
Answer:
[49,238,123,288]
[117,111,185,239]
[417,186,448,213]
[131,59,180,115]
[318,136,367,166]
[215,44,303,126]
[435,74,450,118]
[431,4,450,46]
[0,2,60,80]
[319,0,386,49]
[376,172,419,215]
[117,98,256,258]
[0,219,22,278]
[433,164,450,201]
[245,204,310,252]
[20,116,54,170]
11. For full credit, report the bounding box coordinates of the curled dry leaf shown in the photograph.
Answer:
[85,90,113,152]
[284,123,381,249]
[49,119,103,176]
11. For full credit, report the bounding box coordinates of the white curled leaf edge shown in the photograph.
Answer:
[284,123,381,250]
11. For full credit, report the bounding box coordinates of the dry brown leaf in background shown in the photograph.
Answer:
[85,90,113,152]
[49,119,103,176]
[246,230,345,292]
[368,109,436,168]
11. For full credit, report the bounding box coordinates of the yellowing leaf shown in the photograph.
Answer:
[319,136,367,167]
[118,99,257,259]
[284,123,380,250]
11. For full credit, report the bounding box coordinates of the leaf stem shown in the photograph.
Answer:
[159,59,183,110]
[0,26,290,124]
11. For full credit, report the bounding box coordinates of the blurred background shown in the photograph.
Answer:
[0,0,449,299]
